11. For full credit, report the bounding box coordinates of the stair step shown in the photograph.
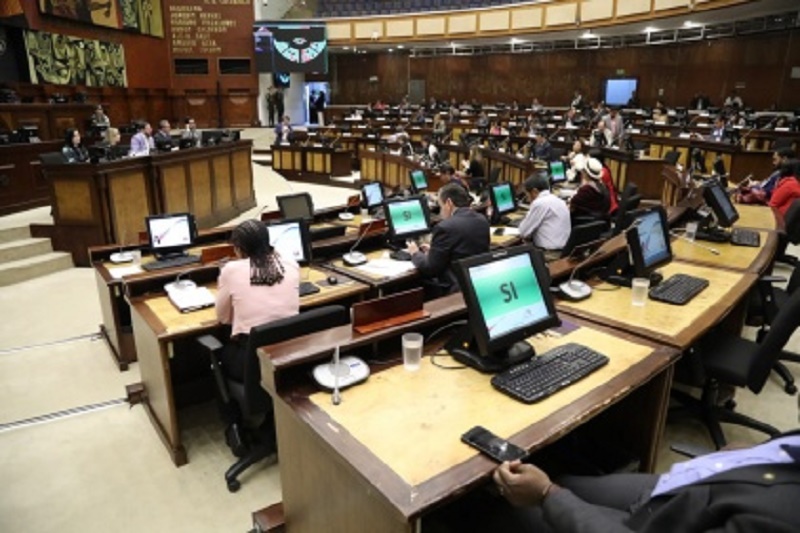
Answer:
[0,252,74,287]
[0,238,53,264]
[0,226,31,244]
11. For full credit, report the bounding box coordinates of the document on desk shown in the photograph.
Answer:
[167,286,216,313]
[109,265,144,279]
[357,259,416,278]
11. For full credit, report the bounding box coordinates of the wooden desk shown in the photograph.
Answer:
[327,249,419,295]
[271,144,352,180]
[734,204,783,232]
[259,317,678,532]
[670,230,777,274]
[128,265,370,465]
[557,261,756,349]
[39,141,255,266]
[0,140,62,216]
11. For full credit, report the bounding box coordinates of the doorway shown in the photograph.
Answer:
[304,82,330,126]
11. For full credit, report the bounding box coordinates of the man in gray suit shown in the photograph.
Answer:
[602,107,624,146]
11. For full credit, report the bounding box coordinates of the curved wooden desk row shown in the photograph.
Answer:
[39,140,256,266]
[253,205,782,533]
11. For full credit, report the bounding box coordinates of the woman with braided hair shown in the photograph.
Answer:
[215,219,299,381]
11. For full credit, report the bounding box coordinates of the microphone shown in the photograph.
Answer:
[342,217,377,266]
[111,229,134,263]
[670,229,720,255]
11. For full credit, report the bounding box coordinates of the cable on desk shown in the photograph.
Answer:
[430,351,467,370]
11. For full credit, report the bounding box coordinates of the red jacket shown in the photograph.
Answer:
[769,176,800,217]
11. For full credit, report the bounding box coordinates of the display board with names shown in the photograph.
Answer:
[168,0,252,56]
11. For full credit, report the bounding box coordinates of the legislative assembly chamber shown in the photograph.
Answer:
[1,0,800,531]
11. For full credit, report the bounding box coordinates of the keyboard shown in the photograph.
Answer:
[142,254,201,271]
[695,229,729,243]
[506,218,522,228]
[730,228,760,247]
[299,281,320,297]
[648,274,709,306]
[389,250,412,261]
[491,343,609,404]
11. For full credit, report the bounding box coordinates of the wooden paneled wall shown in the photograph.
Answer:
[331,29,800,110]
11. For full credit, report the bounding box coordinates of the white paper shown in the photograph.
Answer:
[356,259,416,278]
[109,265,144,279]
[167,286,215,313]
[492,226,520,236]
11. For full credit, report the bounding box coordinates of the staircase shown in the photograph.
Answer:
[0,226,73,286]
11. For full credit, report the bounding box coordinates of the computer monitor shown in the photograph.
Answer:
[626,207,672,278]
[267,219,312,266]
[154,137,174,152]
[146,213,197,259]
[361,182,384,210]
[179,138,196,150]
[201,130,225,146]
[408,169,428,194]
[383,196,431,241]
[490,182,516,217]
[277,192,314,223]
[549,160,567,184]
[703,179,739,228]
[448,245,560,372]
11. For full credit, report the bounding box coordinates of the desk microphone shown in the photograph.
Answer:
[670,230,720,255]
[342,217,377,266]
[332,345,342,405]
[164,263,220,292]
[558,230,625,301]
[110,230,134,263]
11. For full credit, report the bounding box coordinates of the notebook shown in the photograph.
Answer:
[167,286,215,313]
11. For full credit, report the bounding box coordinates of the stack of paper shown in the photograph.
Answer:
[167,286,215,313]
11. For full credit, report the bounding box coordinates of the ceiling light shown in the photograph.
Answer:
[581,31,596,39]
[510,37,522,44]
[644,26,657,33]
[343,46,350,50]
[388,48,394,52]
[397,44,404,49]
[683,20,700,28]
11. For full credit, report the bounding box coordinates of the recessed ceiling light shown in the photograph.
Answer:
[510,37,522,44]
[644,26,657,33]
[398,44,404,49]
[388,48,394,52]
[684,20,700,28]
[343,46,350,50]
[581,31,596,39]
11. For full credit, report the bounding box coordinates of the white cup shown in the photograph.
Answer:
[685,221,699,242]
[360,207,370,221]
[130,250,142,266]
[402,333,423,371]
[631,277,650,307]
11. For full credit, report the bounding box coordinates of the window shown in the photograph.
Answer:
[174,59,209,75]
[219,58,252,75]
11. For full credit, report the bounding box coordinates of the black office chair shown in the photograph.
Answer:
[670,288,800,449]
[197,305,350,492]
[752,267,800,394]
[612,182,642,235]
[560,221,607,258]
[776,199,800,266]
[39,152,66,165]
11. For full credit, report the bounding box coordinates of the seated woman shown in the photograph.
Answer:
[62,128,89,163]
[588,151,619,215]
[769,159,800,217]
[215,220,300,382]
[570,158,611,222]
[564,139,587,182]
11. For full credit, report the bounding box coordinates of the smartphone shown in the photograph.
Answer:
[461,426,527,463]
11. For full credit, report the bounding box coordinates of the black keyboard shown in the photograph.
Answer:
[491,343,609,404]
[507,218,522,228]
[389,250,412,261]
[299,281,321,297]
[648,274,709,305]
[695,229,729,243]
[730,228,760,247]
[142,254,201,271]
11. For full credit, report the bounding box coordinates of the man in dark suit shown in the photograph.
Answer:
[486,432,800,533]
[406,183,489,297]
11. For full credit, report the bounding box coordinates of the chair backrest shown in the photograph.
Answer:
[784,199,800,245]
[488,166,501,184]
[614,182,639,234]
[788,267,800,296]
[241,305,350,414]
[749,288,800,393]
[560,220,607,258]
[39,152,66,165]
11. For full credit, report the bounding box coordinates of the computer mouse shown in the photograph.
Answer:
[493,228,505,236]
[327,275,339,285]
[558,280,592,301]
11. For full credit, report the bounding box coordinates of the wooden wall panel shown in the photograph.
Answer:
[334,29,800,109]
[232,150,252,204]
[108,170,150,243]
[189,160,213,222]
[160,165,190,213]
[53,181,95,222]
[212,155,232,210]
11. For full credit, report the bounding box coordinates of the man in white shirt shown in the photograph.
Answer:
[602,107,624,145]
[518,173,571,260]
[129,122,153,156]
[422,136,439,162]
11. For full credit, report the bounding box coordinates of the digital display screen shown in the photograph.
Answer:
[709,182,738,225]
[636,210,670,270]
[604,78,638,107]
[549,160,566,183]
[386,199,429,237]
[410,170,428,192]
[491,183,515,215]
[148,214,193,250]
[278,194,313,221]
[467,253,550,341]
[254,22,328,74]
[268,221,307,264]
[362,182,384,208]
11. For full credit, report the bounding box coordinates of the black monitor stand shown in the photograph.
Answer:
[601,251,663,288]
[444,324,534,373]
[154,249,190,261]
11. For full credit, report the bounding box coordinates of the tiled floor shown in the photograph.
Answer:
[0,139,797,531]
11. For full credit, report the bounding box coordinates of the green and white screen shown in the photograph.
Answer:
[387,199,428,237]
[492,183,515,214]
[410,170,428,191]
[468,254,548,340]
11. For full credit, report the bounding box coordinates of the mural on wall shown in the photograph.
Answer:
[24,29,128,87]
[36,0,163,37]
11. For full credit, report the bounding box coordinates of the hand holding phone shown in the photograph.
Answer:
[461,426,527,463]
